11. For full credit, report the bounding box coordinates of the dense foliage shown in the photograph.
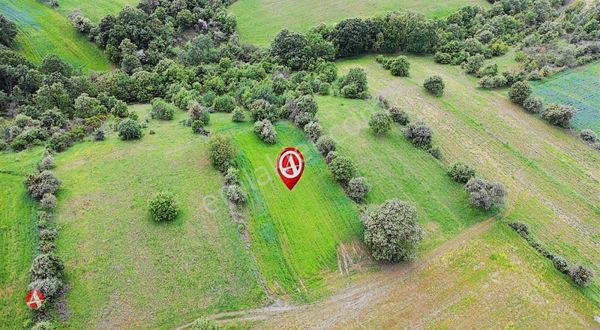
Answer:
[149,191,179,222]
[465,177,506,210]
[209,135,236,172]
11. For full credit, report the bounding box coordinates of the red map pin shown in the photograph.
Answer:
[277,147,304,190]
[25,289,45,310]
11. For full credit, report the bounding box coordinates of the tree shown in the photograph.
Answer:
[209,135,236,172]
[150,98,176,120]
[254,119,277,144]
[25,170,62,200]
[117,119,142,140]
[188,101,209,125]
[111,100,129,118]
[541,104,577,128]
[369,112,392,135]
[316,135,336,156]
[363,199,424,262]
[330,18,371,57]
[404,122,432,148]
[389,56,410,76]
[389,106,410,125]
[448,162,476,183]
[232,108,245,122]
[580,129,598,143]
[463,54,485,74]
[33,83,72,115]
[508,81,531,105]
[213,95,236,113]
[41,55,74,77]
[183,35,218,65]
[522,96,544,113]
[30,253,64,280]
[347,177,371,203]
[423,75,444,96]
[339,68,369,99]
[329,155,356,183]
[465,177,506,210]
[304,121,321,142]
[568,264,595,287]
[0,14,17,47]
[149,191,178,222]
[74,94,106,118]
[224,184,246,205]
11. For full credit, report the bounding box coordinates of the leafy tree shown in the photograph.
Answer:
[41,55,74,77]
[74,94,107,118]
[404,122,433,148]
[270,29,334,70]
[329,155,356,183]
[188,101,210,126]
[553,256,569,274]
[150,98,176,120]
[369,112,392,135]
[213,95,236,113]
[339,68,369,99]
[569,264,594,287]
[232,108,245,122]
[448,162,476,183]
[33,83,72,116]
[224,184,246,205]
[580,129,598,143]
[330,18,371,57]
[316,135,336,156]
[423,75,445,96]
[149,191,178,222]
[509,81,532,105]
[389,106,410,125]
[347,177,371,203]
[465,177,506,210]
[25,170,62,200]
[0,14,17,47]
[251,99,278,122]
[522,97,544,113]
[182,35,218,65]
[389,56,410,76]
[117,119,142,140]
[363,199,424,262]
[209,135,236,172]
[303,121,321,142]
[30,253,64,280]
[254,119,277,144]
[463,54,485,74]
[111,100,129,118]
[541,104,577,128]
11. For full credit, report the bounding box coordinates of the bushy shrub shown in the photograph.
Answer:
[389,56,410,76]
[329,155,356,183]
[254,119,277,144]
[569,264,595,287]
[423,76,444,96]
[213,95,236,113]
[508,222,530,238]
[111,100,129,118]
[523,96,544,114]
[316,135,336,156]
[31,321,57,330]
[465,177,506,210]
[39,228,58,242]
[37,155,55,171]
[508,81,531,105]
[318,82,331,95]
[149,191,178,222]
[209,135,236,172]
[117,119,142,140]
[478,75,508,89]
[188,101,210,126]
[192,120,209,135]
[224,167,240,186]
[339,68,369,99]
[388,106,410,125]
[25,171,62,200]
[150,98,176,120]
[30,253,64,280]
[94,128,106,141]
[448,162,476,183]
[363,199,424,262]
[303,121,321,142]
[251,99,278,122]
[74,94,107,119]
[190,318,220,330]
[293,112,314,128]
[224,184,246,205]
[232,108,245,122]
[404,122,433,148]
[369,112,392,135]
[463,54,485,74]
[580,129,598,143]
[553,256,569,274]
[347,177,371,203]
[40,193,57,210]
[28,277,63,298]
[541,104,577,128]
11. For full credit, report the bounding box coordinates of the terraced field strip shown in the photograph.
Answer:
[53,106,264,328]
[337,55,600,304]
[0,0,111,71]
[57,0,139,22]
[211,114,362,301]
[229,0,489,46]
[532,61,600,133]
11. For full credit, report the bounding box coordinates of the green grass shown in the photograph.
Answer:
[52,106,264,328]
[56,0,139,22]
[532,61,600,133]
[229,0,489,46]
[315,96,488,251]
[0,149,43,328]
[0,0,111,71]
[211,114,362,300]
[335,55,600,305]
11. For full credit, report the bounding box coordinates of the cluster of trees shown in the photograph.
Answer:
[447,161,507,211]
[376,55,410,77]
[208,135,246,205]
[509,221,595,287]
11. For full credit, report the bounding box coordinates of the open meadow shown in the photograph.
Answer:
[229,0,489,46]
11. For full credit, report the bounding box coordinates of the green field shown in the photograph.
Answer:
[52,106,264,328]
[315,96,488,251]
[229,0,489,46]
[211,114,362,300]
[0,149,44,328]
[532,62,600,133]
[0,0,111,71]
[334,55,600,305]
[56,0,139,22]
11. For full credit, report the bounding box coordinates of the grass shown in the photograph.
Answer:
[229,0,490,46]
[52,106,264,328]
[315,96,489,251]
[0,148,43,328]
[334,55,600,305]
[211,114,362,301]
[56,0,139,22]
[0,0,111,71]
[532,61,600,133]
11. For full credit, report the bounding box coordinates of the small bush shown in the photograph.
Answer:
[150,98,176,120]
[117,119,142,140]
[541,104,577,128]
[224,167,240,186]
[389,56,410,77]
[94,128,105,141]
[25,171,62,200]
[553,256,569,274]
[188,101,210,126]
[522,97,544,114]
[232,108,245,122]
[329,155,356,183]
[28,277,63,298]
[339,68,369,99]
[224,184,246,205]
[251,99,278,122]
[508,222,530,238]
[40,193,57,210]
[39,228,58,242]
[508,81,531,105]
[149,191,178,222]
[369,112,392,135]
[318,82,331,95]
[404,122,433,148]
[423,76,444,96]
[388,106,409,125]
[478,75,508,89]
[465,177,506,210]
[190,318,220,330]
[192,120,208,134]
[347,177,371,203]
[213,95,236,113]
[30,253,64,280]
[31,321,57,330]
[209,135,236,172]
[111,100,129,118]
[253,119,277,144]
[569,264,595,287]
[37,155,55,171]
[448,162,476,183]
[580,129,598,143]
[304,121,321,142]
[316,135,336,156]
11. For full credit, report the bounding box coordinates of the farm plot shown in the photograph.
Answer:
[532,62,600,133]
[0,0,111,71]
[334,55,600,304]
[229,0,489,46]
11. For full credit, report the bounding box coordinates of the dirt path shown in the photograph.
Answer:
[177,219,494,329]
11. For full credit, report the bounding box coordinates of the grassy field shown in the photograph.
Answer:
[315,96,488,251]
[56,0,139,22]
[0,0,111,71]
[0,148,44,328]
[532,61,600,133]
[334,55,600,305]
[211,114,362,301]
[229,0,489,46]
[52,106,264,328]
